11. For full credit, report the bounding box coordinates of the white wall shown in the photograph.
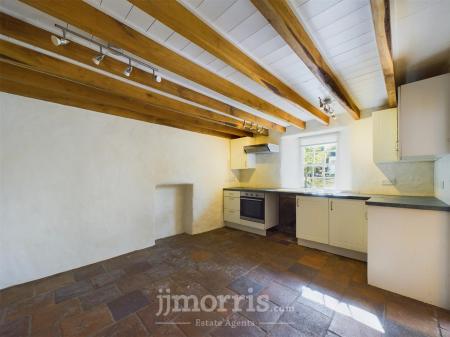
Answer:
[435,154,450,204]
[238,113,435,196]
[0,93,238,289]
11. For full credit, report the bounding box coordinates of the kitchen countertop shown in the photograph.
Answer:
[224,187,450,212]
[365,195,450,212]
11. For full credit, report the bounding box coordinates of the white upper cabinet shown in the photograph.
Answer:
[373,108,399,163]
[398,73,450,160]
[329,198,367,253]
[230,137,256,169]
[296,196,329,244]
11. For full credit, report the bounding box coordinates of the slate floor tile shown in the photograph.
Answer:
[79,284,122,310]
[0,284,34,307]
[298,250,330,269]
[210,313,266,337]
[280,301,331,337]
[288,263,319,281]
[260,281,299,307]
[0,227,443,337]
[386,299,439,337]
[228,276,264,296]
[54,280,93,303]
[383,319,430,337]
[93,314,148,337]
[0,316,30,337]
[73,264,105,281]
[31,298,81,336]
[60,305,113,337]
[108,290,149,321]
[151,323,186,337]
[91,269,125,288]
[239,298,284,332]
[329,311,384,337]
[268,322,308,337]
[34,272,74,295]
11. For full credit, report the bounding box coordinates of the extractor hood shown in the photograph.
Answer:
[244,143,279,154]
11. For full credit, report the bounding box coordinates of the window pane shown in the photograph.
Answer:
[314,166,323,177]
[304,148,314,164]
[302,142,337,189]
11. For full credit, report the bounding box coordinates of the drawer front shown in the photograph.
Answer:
[224,196,240,210]
[224,190,240,198]
[224,209,240,224]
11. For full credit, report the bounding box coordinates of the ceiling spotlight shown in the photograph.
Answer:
[92,46,105,66]
[155,74,162,83]
[319,96,336,119]
[123,59,133,77]
[51,33,69,46]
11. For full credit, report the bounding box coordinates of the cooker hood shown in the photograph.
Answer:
[244,143,279,154]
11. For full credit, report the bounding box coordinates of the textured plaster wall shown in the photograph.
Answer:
[238,113,435,196]
[0,93,238,289]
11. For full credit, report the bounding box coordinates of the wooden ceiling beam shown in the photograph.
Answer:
[20,0,307,129]
[130,0,329,125]
[0,79,235,139]
[0,13,284,133]
[250,0,360,120]
[370,0,397,107]
[0,40,258,136]
[0,62,251,138]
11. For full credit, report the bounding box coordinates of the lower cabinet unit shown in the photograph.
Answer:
[296,196,368,255]
[329,198,367,253]
[224,209,240,224]
[296,196,329,244]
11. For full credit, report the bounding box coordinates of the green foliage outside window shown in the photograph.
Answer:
[303,143,337,189]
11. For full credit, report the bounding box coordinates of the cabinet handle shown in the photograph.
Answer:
[297,198,299,207]
[330,200,333,211]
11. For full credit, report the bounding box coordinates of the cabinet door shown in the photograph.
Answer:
[224,209,240,224]
[399,73,450,159]
[329,198,367,252]
[373,108,399,163]
[230,137,255,169]
[224,196,240,211]
[296,196,329,244]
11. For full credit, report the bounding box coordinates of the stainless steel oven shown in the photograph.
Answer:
[240,191,265,224]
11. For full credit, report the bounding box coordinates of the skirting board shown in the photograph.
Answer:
[225,221,267,236]
[297,238,367,262]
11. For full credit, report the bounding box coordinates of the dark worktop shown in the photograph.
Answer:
[365,195,450,212]
[223,187,450,212]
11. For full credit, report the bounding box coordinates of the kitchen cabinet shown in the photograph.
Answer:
[398,73,449,160]
[373,108,399,163]
[329,198,367,252]
[223,190,240,224]
[230,137,255,169]
[296,196,329,244]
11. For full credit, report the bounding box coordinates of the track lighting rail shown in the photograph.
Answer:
[53,24,161,81]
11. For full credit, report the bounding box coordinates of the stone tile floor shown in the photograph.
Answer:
[0,227,449,337]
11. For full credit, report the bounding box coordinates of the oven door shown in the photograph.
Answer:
[240,197,265,223]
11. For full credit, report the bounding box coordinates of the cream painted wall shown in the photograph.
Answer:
[238,113,435,196]
[0,93,238,289]
[435,154,450,204]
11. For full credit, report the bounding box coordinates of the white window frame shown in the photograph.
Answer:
[299,133,339,190]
